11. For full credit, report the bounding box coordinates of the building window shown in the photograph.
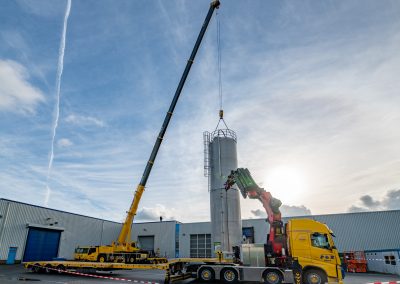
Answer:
[384,256,390,264]
[242,227,254,243]
[190,234,211,258]
[389,255,396,265]
[310,233,330,249]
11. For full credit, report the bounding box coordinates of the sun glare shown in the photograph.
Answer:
[263,166,307,204]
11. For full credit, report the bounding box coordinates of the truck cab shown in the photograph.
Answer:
[287,219,343,284]
[74,246,98,261]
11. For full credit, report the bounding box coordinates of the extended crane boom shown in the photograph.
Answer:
[74,1,220,264]
[118,0,220,247]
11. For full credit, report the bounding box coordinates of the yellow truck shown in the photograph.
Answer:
[184,218,343,284]
[187,168,343,284]
[288,219,343,284]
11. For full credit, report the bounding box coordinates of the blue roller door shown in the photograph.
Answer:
[23,228,61,262]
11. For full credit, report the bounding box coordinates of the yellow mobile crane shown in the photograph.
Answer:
[74,0,221,264]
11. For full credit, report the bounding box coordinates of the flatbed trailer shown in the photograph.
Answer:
[24,258,298,283]
[24,260,168,272]
[23,257,229,272]
[24,260,174,283]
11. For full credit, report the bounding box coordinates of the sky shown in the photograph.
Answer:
[1,0,400,224]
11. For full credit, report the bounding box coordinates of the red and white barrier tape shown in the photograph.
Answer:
[31,264,160,284]
[367,281,400,284]
[346,258,400,261]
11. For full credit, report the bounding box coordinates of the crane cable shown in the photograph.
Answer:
[215,10,229,131]
[217,11,231,249]
[217,10,222,113]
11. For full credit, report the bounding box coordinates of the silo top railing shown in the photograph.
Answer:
[210,128,237,143]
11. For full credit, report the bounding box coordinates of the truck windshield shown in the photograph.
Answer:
[311,233,330,250]
[75,248,89,253]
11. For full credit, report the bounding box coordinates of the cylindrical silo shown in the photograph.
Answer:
[204,128,242,253]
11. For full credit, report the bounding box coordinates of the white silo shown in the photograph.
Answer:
[204,125,242,253]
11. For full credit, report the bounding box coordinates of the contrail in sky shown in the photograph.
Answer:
[45,0,71,207]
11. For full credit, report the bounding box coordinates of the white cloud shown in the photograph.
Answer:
[135,204,177,222]
[16,0,64,18]
[348,189,400,212]
[65,114,105,127]
[1,31,50,86]
[57,138,73,148]
[0,59,45,114]
[251,204,312,218]
[281,205,312,216]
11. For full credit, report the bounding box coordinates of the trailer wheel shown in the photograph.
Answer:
[56,265,66,274]
[263,270,283,284]
[198,266,215,282]
[44,264,54,274]
[32,263,43,273]
[98,254,106,262]
[221,267,239,283]
[303,269,327,284]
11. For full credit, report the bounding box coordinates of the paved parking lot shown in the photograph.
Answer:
[0,264,399,284]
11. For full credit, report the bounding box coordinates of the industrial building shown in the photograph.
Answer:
[1,198,399,275]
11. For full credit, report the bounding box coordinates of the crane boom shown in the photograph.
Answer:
[117,0,221,246]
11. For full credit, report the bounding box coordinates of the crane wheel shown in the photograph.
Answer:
[97,254,106,263]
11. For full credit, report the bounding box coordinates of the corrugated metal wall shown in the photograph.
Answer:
[0,199,120,261]
[1,198,399,262]
[365,250,400,275]
[241,211,400,252]
[131,221,177,258]
[281,211,400,252]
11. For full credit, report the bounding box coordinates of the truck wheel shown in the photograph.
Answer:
[303,269,327,284]
[198,266,215,282]
[97,254,106,262]
[221,268,239,283]
[263,270,283,284]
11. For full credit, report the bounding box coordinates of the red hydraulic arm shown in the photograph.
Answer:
[225,168,285,257]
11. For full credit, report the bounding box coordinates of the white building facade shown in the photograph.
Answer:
[1,198,399,277]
